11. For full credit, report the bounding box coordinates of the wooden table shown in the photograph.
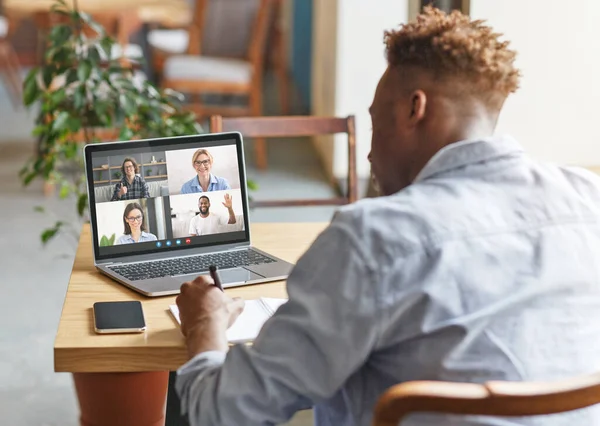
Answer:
[4,0,191,28]
[54,222,327,425]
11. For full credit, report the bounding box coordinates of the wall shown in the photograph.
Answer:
[311,0,409,181]
[470,0,600,166]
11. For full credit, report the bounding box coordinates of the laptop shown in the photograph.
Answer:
[83,132,294,297]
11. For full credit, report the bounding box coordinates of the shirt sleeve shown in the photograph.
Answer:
[188,217,196,235]
[176,220,381,426]
[111,183,121,201]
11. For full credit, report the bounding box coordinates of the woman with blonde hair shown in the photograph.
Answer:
[181,148,231,194]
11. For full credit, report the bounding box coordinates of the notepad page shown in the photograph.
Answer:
[169,298,287,343]
[259,298,288,316]
[225,300,270,343]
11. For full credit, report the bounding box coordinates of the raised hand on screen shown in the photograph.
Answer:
[222,193,233,210]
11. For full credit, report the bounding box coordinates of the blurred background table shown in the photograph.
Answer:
[4,0,191,28]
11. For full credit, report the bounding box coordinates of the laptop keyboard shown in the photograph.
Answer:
[108,249,276,281]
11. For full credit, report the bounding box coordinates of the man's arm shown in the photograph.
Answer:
[111,183,121,201]
[226,207,236,224]
[176,222,381,426]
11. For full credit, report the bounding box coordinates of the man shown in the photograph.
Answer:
[188,194,237,236]
[175,7,600,426]
[110,157,150,201]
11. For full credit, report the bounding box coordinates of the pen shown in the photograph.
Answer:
[208,265,223,292]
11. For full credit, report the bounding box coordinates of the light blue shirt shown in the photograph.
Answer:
[180,174,231,194]
[116,231,157,244]
[176,135,600,426]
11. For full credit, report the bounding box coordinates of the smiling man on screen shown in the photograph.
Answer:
[175,7,600,426]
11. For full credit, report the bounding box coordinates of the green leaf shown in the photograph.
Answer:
[23,73,40,106]
[49,88,67,106]
[100,235,109,246]
[42,67,56,88]
[22,171,37,186]
[100,36,114,58]
[74,85,86,109]
[77,193,88,217]
[88,45,101,63]
[50,0,69,13]
[59,182,70,199]
[49,25,72,46]
[34,206,45,213]
[109,234,115,245]
[65,69,78,85]
[41,222,63,244]
[63,141,79,159]
[32,124,49,137]
[119,126,134,140]
[77,60,92,81]
[119,93,136,115]
[246,180,259,191]
[52,111,70,131]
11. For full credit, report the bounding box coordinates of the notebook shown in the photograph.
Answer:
[169,298,287,343]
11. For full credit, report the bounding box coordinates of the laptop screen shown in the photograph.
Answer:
[84,133,250,261]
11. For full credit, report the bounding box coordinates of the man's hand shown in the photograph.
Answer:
[176,275,245,357]
[119,185,128,197]
[222,193,233,209]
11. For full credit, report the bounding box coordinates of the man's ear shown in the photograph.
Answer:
[408,90,427,126]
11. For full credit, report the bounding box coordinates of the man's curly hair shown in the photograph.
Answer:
[384,6,520,99]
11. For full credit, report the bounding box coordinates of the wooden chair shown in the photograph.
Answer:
[0,15,22,108]
[150,0,288,115]
[372,373,600,426]
[161,0,276,124]
[210,115,358,207]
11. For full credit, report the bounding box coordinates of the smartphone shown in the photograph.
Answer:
[93,301,147,334]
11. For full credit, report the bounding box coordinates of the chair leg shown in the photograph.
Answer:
[254,137,268,170]
[250,80,267,170]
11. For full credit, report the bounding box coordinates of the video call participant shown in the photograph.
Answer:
[180,149,231,194]
[188,194,237,236]
[116,202,158,244]
[111,157,150,201]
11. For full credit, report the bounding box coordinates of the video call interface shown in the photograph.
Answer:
[89,139,248,258]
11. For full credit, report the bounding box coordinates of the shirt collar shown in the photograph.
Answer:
[413,134,525,183]
[125,231,148,241]
[194,174,217,189]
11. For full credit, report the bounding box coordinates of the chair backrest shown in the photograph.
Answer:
[187,0,274,65]
[372,374,600,426]
[210,115,358,208]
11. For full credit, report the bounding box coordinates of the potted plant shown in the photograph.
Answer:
[19,0,202,244]
[99,234,116,247]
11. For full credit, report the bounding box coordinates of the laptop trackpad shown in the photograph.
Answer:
[176,267,264,286]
